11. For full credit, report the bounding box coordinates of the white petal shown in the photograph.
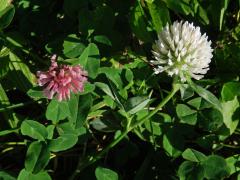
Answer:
[151,20,213,81]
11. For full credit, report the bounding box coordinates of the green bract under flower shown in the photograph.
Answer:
[151,21,213,82]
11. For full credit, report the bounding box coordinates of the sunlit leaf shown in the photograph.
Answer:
[67,93,92,128]
[178,161,204,180]
[0,4,15,29]
[48,133,78,152]
[17,169,51,180]
[0,171,16,180]
[129,2,153,43]
[21,120,48,141]
[45,99,69,123]
[202,155,230,179]
[77,43,100,79]
[182,148,207,162]
[95,166,118,180]
[63,34,86,58]
[8,52,35,92]
[25,141,50,174]
[146,0,170,33]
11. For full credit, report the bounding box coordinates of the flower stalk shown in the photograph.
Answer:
[70,82,180,180]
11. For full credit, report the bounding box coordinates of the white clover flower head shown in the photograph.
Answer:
[151,21,213,82]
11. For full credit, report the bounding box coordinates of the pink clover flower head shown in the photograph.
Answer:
[37,55,88,101]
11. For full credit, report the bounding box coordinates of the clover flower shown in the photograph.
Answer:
[37,55,87,101]
[151,21,213,82]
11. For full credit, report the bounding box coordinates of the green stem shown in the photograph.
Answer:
[3,141,26,146]
[70,83,180,180]
[130,83,180,130]
[0,101,34,112]
[220,143,240,149]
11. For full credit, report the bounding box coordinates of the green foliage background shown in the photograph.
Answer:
[0,0,240,179]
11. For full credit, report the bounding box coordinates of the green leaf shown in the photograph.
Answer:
[187,79,222,111]
[21,120,48,141]
[0,0,10,12]
[176,104,197,125]
[78,43,100,79]
[144,118,162,136]
[27,87,45,100]
[207,0,229,30]
[45,99,69,123]
[0,47,10,57]
[95,167,118,180]
[46,125,55,139]
[96,80,126,110]
[219,0,229,31]
[56,122,88,143]
[63,34,86,58]
[57,122,78,135]
[108,79,126,110]
[187,97,212,110]
[0,171,16,180]
[182,148,207,162]
[25,141,50,174]
[99,67,123,89]
[226,155,240,175]
[129,2,153,43]
[79,82,95,95]
[199,108,223,132]
[0,4,15,29]
[93,35,112,46]
[0,128,18,136]
[180,84,194,100]
[221,82,240,101]
[238,173,240,180]
[125,96,150,115]
[0,55,10,78]
[17,169,51,180]
[95,82,114,100]
[202,155,231,179]
[221,96,239,135]
[8,52,35,92]
[125,68,133,82]
[162,0,192,15]
[48,133,78,152]
[0,82,18,128]
[178,161,204,180]
[103,95,115,108]
[163,130,184,158]
[67,94,92,128]
[146,0,170,33]
[75,127,88,142]
[197,4,209,25]
[90,118,120,132]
